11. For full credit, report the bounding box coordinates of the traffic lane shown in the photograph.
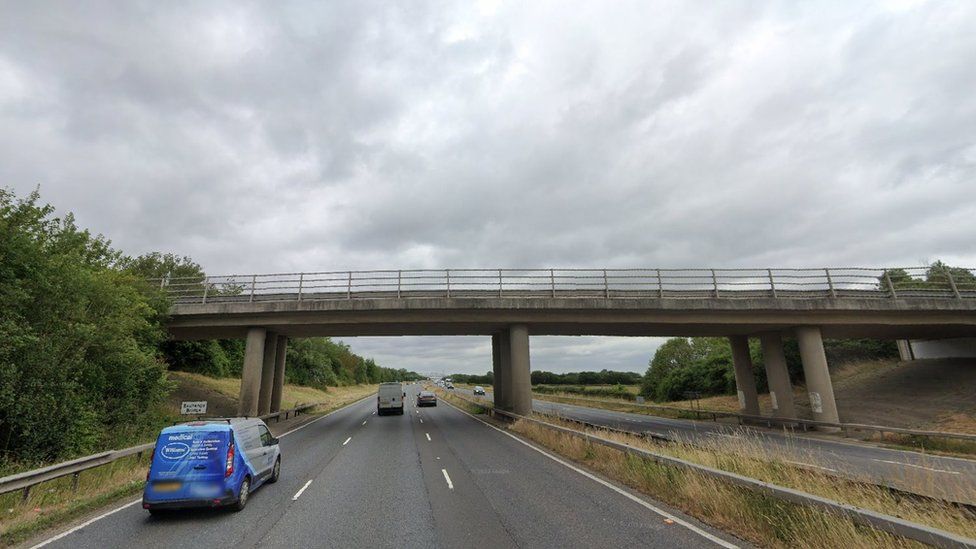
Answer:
[38,395,378,549]
[259,392,438,548]
[458,388,976,503]
[425,394,736,548]
[412,403,518,549]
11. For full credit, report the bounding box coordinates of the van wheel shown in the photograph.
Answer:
[232,477,250,512]
[268,457,281,484]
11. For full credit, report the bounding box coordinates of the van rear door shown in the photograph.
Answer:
[147,429,230,500]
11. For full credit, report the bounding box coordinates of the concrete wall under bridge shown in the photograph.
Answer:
[157,267,976,423]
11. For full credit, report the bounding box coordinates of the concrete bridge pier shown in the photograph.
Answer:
[507,324,533,416]
[239,328,267,416]
[760,333,796,419]
[729,336,760,416]
[796,326,840,425]
[257,332,279,415]
[270,335,288,413]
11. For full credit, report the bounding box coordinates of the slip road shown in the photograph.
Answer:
[30,386,739,549]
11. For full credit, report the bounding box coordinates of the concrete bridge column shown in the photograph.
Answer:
[728,336,760,416]
[238,328,267,417]
[495,332,513,411]
[796,326,840,424]
[760,333,796,419]
[508,324,532,416]
[270,335,288,413]
[257,332,279,415]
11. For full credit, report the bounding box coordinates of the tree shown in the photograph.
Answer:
[0,188,171,462]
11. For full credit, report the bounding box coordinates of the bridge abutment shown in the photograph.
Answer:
[270,335,288,413]
[729,336,760,416]
[239,327,267,416]
[760,332,796,419]
[796,326,840,425]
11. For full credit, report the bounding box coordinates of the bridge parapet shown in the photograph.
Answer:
[152,266,976,305]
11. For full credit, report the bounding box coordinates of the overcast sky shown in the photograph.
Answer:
[2,1,975,375]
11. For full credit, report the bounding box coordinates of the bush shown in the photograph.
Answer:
[0,188,172,463]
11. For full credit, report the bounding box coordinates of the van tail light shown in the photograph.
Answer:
[225,442,235,478]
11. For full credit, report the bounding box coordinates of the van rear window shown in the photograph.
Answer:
[157,431,227,462]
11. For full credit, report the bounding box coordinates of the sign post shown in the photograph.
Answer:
[180,401,208,415]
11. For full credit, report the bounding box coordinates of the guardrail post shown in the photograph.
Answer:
[72,472,80,491]
[603,269,609,298]
[249,274,256,303]
[711,269,719,298]
[767,269,777,298]
[883,270,898,299]
[22,486,30,502]
[202,278,210,305]
[297,273,304,302]
[550,269,556,297]
[446,269,451,298]
[944,265,962,299]
[498,269,503,297]
[825,268,836,298]
[397,270,402,298]
[347,271,352,299]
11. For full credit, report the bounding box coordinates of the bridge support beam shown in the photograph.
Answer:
[796,326,840,425]
[760,332,796,419]
[508,324,532,416]
[270,335,288,413]
[258,332,278,415]
[729,336,760,416]
[239,327,267,417]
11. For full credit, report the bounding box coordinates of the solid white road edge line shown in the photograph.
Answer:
[29,393,377,548]
[440,399,739,549]
[784,460,838,473]
[30,498,142,549]
[292,479,313,501]
[343,437,352,446]
[872,458,961,474]
[441,469,454,490]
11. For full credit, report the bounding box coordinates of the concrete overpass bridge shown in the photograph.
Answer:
[156,267,976,423]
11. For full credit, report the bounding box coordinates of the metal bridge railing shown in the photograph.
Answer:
[150,266,976,305]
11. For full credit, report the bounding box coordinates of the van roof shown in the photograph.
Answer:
[162,417,261,434]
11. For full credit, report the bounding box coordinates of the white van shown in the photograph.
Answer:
[377,382,405,415]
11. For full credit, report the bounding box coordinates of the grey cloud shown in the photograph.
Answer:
[2,1,975,373]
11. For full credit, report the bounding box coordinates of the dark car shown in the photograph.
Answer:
[473,386,486,395]
[417,391,437,407]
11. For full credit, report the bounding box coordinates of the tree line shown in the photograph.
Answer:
[0,188,418,466]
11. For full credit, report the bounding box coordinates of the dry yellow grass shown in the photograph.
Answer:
[168,371,376,411]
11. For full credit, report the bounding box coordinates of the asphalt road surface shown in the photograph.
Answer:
[455,388,976,504]
[31,386,741,549]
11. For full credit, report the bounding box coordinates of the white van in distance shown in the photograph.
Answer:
[377,382,405,415]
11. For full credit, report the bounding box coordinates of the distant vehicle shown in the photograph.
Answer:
[445,382,455,389]
[142,418,280,514]
[378,382,405,415]
[417,391,437,407]
[473,386,485,395]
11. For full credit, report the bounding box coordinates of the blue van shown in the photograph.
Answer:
[142,418,281,514]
